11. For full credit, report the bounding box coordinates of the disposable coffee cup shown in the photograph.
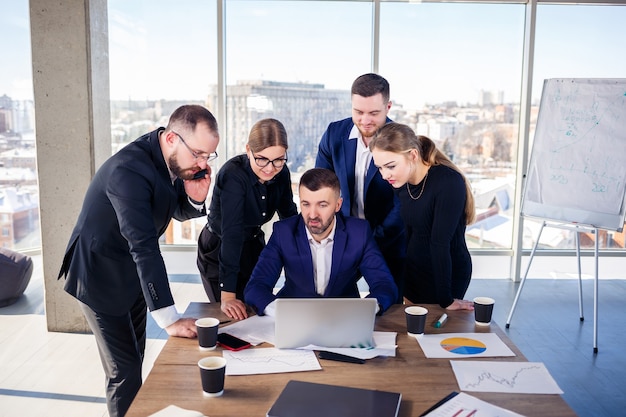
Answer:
[195,317,220,351]
[473,297,495,326]
[198,356,226,397]
[405,306,428,337]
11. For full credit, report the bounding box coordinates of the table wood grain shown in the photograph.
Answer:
[126,302,576,417]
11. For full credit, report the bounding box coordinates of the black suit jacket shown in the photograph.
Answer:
[59,128,205,315]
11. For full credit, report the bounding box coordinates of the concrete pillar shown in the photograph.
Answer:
[30,0,111,332]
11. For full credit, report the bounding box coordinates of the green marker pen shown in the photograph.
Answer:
[434,313,448,328]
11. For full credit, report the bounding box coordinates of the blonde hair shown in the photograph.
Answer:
[370,123,475,225]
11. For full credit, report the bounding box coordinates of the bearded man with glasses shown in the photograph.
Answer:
[59,105,219,417]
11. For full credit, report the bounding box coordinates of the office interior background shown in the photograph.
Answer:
[1,1,626,416]
[2,0,626,280]
[1,0,626,334]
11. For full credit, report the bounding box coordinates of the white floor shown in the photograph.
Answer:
[0,251,208,417]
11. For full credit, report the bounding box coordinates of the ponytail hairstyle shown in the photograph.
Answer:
[247,118,289,153]
[370,123,475,225]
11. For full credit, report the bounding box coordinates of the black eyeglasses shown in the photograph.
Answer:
[251,151,288,169]
[172,131,218,163]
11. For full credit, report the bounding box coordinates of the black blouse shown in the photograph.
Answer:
[207,154,297,293]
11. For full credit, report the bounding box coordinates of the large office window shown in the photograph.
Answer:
[379,2,525,250]
[108,0,217,244]
[0,0,39,251]
[221,0,372,171]
[105,0,626,260]
[525,4,626,251]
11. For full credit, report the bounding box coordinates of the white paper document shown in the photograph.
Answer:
[220,314,397,359]
[422,392,525,417]
[297,331,397,359]
[416,333,516,358]
[218,314,274,346]
[450,360,564,394]
[148,405,205,417]
[222,347,321,375]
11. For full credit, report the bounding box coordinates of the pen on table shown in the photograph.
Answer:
[434,313,448,328]
[219,320,231,325]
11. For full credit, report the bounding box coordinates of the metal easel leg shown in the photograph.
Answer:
[575,229,584,321]
[593,228,599,354]
[506,221,546,328]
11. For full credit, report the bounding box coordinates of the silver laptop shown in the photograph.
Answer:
[274,298,377,349]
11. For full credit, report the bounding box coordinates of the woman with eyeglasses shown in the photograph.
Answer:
[197,118,297,320]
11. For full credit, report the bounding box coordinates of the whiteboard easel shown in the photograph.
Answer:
[507,78,626,354]
[506,220,599,353]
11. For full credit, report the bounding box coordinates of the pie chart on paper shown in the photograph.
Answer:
[440,337,487,355]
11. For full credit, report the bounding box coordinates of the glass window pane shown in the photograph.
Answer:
[379,2,526,249]
[0,0,39,251]
[221,0,372,169]
[108,0,217,244]
[527,4,626,250]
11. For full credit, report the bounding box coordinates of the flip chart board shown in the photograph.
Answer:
[522,78,626,231]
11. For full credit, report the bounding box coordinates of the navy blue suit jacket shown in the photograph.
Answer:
[315,117,405,255]
[58,128,205,315]
[243,214,398,315]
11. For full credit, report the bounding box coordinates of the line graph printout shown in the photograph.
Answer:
[450,361,563,394]
[222,347,321,375]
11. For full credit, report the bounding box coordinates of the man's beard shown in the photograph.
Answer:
[305,216,333,236]
[168,153,194,180]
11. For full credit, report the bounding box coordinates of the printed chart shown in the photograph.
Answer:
[422,392,524,417]
[416,333,515,358]
[450,361,563,394]
[440,337,487,355]
[222,347,321,375]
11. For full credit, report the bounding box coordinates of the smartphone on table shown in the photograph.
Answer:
[217,333,252,351]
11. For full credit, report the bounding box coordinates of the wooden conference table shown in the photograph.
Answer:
[126,302,575,417]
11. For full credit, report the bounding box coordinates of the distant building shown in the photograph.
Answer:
[478,89,504,107]
[206,80,351,173]
[0,187,39,249]
[0,148,37,170]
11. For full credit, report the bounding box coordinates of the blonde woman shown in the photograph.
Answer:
[370,122,475,311]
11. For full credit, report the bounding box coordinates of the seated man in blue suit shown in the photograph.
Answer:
[244,168,398,316]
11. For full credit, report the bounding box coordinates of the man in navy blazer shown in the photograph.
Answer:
[244,168,398,316]
[316,73,405,302]
[58,105,219,417]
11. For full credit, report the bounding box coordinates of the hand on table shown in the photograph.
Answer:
[445,299,475,311]
[220,292,249,320]
[165,317,199,338]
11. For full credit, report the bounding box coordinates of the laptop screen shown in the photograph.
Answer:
[273,298,377,349]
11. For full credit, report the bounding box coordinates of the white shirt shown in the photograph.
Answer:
[349,125,371,219]
[305,217,337,295]
[152,305,180,329]
[305,216,338,296]
[263,216,338,317]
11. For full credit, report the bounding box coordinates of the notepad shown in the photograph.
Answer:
[267,380,402,417]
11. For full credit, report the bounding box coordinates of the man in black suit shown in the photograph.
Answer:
[58,104,219,417]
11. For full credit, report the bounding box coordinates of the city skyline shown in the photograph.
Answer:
[2,1,626,109]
